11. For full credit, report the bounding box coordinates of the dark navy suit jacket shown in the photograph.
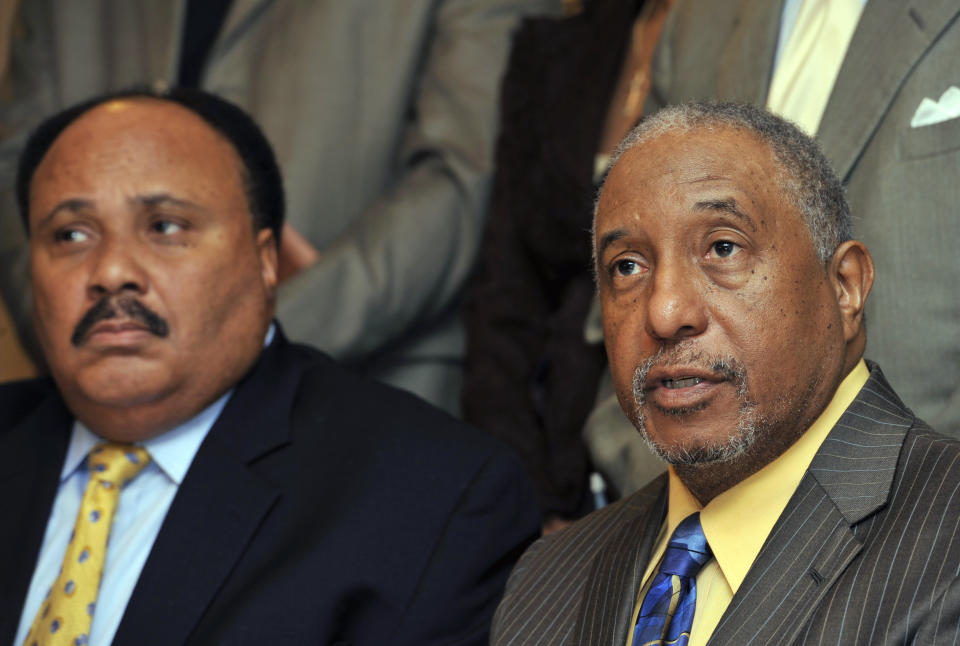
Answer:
[0,331,540,645]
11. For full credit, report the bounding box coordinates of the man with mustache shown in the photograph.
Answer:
[0,88,539,646]
[492,102,960,645]
[70,297,170,347]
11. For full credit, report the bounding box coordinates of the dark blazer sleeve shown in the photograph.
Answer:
[393,449,541,644]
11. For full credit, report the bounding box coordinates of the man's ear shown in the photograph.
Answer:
[829,240,875,342]
[257,227,279,297]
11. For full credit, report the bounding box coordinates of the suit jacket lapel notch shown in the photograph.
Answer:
[807,363,912,524]
[817,0,960,180]
[114,333,305,644]
[574,479,668,646]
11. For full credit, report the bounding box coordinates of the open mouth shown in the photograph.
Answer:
[633,349,749,415]
[662,376,706,389]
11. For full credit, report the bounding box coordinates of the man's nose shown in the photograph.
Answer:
[86,236,148,298]
[644,259,707,342]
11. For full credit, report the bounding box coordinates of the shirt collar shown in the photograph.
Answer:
[63,389,232,485]
[665,359,870,594]
[60,323,276,484]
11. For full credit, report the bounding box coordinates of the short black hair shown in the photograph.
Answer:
[16,86,284,243]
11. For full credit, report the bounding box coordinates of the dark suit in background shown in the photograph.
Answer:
[493,364,960,645]
[1,332,540,645]
[648,0,960,433]
[462,0,650,518]
[0,294,34,382]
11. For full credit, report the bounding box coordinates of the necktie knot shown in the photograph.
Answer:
[660,513,712,577]
[88,444,150,488]
[632,513,712,646]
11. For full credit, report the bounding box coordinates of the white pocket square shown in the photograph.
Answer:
[910,86,960,128]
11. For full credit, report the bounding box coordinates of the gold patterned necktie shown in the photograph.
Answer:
[23,444,151,646]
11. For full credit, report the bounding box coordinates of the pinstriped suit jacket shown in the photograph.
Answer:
[492,363,960,644]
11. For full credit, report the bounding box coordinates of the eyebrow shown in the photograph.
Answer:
[694,198,758,231]
[136,193,208,213]
[596,228,628,258]
[37,198,94,230]
[36,193,208,230]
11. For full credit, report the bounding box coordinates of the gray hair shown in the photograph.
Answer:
[598,102,851,262]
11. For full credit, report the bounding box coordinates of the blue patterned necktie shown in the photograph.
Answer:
[632,512,712,646]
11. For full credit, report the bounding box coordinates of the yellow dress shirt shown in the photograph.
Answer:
[627,359,870,646]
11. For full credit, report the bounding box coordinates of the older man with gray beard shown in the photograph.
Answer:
[492,102,960,646]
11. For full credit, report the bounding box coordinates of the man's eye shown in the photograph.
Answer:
[709,240,740,258]
[614,259,642,276]
[54,228,90,243]
[151,220,184,235]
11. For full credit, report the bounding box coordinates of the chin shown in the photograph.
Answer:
[637,411,759,466]
[650,436,756,466]
[68,359,176,409]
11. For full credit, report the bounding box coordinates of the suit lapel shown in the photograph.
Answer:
[817,0,960,179]
[715,0,785,104]
[806,364,912,524]
[574,480,668,646]
[114,335,306,644]
[707,475,863,645]
[0,387,71,644]
[708,364,912,644]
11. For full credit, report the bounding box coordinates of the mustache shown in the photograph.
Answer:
[628,344,757,466]
[632,344,748,407]
[71,296,170,347]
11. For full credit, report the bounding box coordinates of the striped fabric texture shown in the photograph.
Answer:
[492,363,960,645]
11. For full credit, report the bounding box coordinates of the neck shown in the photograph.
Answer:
[673,421,808,505]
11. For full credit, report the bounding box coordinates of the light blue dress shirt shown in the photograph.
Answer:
[14,325,274,646]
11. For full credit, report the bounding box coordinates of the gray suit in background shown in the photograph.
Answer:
[648,0,960,433]
[493,364,960,645]
[0,0,555,411]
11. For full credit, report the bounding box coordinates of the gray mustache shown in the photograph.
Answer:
[633,345,748,405]
[71,296,170,347]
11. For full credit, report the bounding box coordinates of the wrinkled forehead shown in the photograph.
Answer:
[590,126,824,275]
[595,125,792,226]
